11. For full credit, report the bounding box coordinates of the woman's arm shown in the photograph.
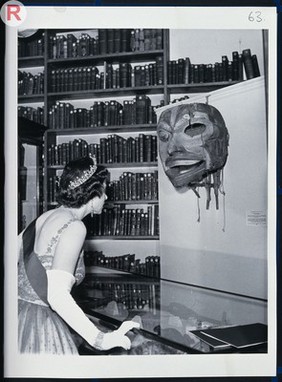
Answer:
[47,220,139,350]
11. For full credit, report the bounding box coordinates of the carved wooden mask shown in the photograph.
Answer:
[157,103,229,190]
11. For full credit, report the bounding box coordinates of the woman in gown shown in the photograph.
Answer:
[18,155,139,354]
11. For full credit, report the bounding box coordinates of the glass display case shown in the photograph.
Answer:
[73,267,267,355]
[18,117,46,233]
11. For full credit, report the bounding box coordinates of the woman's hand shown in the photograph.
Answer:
[100,321,140,351]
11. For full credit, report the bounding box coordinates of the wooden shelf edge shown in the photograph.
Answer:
[86,235,159,240]
[18,56,45,68]
[47,86,164,100]
[85,265,160,282]
[106,200,159,205]
[48,199,158,206]
[44,124,157,134]
[47,162,158,169]
[18,95,44,103]
[47,50,164,65]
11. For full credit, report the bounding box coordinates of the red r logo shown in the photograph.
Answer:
[0,1,26,26]
[7,5,21,21]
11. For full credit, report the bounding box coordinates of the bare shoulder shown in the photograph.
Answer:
[50,216,87,243]
[64,220,86,237]
[35,209,86,255]
[52,219,86,272]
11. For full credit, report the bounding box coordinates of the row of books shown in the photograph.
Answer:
[18,33,45,57]
[18,71,44,96]
[85,204,159,237]
[167,49,260,85]
[84,250,160,278]
[18,106,45,125]
[47,134,158,166]
[105,59,164,88]
[48,97,160,130]
[81,277,159,312]
[49,59,164,93]
[49,29,163,59]
[107,171,159,202]
[129,29,163,52]
[18,97,160,127]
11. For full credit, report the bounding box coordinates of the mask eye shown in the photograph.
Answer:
[158,129,171,142]
[184,123,206,137]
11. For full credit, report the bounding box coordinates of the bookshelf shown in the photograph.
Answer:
[39,29,165,255]
[18,28,262,275]
[18,56,45,69]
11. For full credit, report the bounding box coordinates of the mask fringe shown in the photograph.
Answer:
[219,169,226,232]
[197,187,201,223]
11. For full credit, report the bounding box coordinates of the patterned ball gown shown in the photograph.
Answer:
[18,217,85,354]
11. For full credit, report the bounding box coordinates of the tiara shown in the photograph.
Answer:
[68,156,97,190]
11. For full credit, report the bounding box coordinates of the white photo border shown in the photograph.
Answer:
[4,6,277,378]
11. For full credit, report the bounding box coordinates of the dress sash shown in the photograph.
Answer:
[22,219,49,305]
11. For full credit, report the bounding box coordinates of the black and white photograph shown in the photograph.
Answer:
[3,5,277,379]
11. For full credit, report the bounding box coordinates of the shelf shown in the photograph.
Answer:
[45,124,157,135]
[48,200,158,206]
[47,86,164,100]
[85,266,160,282]
[18,94,44,103]
[106,200,159,205]
[47,50,164,66]
[86,235,159,240]
[18,56,44,68]
[47,162,158,169]
[18,117,47,140]
[167,81,241,94]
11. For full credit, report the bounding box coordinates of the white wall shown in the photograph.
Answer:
[158,77,268,307]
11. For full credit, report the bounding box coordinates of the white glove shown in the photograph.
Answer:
[46,269,140,351]
[100,321,141,351]
[46,269,104,348]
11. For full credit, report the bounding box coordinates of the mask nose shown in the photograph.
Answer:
[167,134,180,155]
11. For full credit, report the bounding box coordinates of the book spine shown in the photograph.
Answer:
[221,55,229,81]
[199,64,205,83]
[251,55,260,77]
[238,54,244,81]
[156,57,164,85]
[232,51,239,81]
[114,29,121,53]
[242,49,255,79]
[98,29,107,54]
[121,29,130,52]
[184,57,191,84]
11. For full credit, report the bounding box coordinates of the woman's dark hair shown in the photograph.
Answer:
[56,156,109,208]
